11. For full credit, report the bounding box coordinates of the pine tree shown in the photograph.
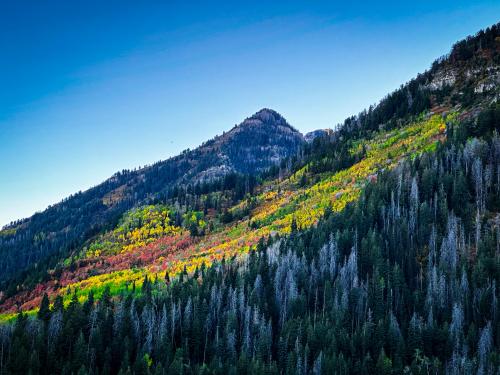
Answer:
[38,293,51,323]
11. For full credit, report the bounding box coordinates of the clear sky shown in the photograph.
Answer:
[1,1,499,227]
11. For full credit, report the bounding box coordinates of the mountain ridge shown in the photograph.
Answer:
[2,23,499,293]
[0,108,304,284]
[0,21,500,375]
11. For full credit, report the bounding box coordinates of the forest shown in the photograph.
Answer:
[1,101,499,374]
[0,21,499,375]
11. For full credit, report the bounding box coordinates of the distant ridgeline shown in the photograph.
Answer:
[0,22,499,375]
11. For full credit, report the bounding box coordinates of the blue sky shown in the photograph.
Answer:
[1,1,499,227]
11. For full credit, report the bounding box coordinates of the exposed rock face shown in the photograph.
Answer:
[427,69,457,90]
[473,66,500,94]
[217,109,305,175]
[427,64,500,99]
[168,108,305,183]
[304,129,334,143]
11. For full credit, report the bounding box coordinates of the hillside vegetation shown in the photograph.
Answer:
[0,113,449,313]
[0,109,304,285]
[0,22,499,375]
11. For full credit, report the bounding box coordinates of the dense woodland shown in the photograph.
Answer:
[1,102,499,374]
[0,22,499,375]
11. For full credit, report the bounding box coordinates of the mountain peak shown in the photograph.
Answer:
[239,108,298,133]
[212,108,304,175]
[252,108,282,121]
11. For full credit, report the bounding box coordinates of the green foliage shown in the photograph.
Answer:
[182,210,206,237]
[1,22,500,375]
[85,205,179,257]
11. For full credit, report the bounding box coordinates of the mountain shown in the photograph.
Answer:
[0,108,304,285]
[189,108,304,180]
[0,22,499,375]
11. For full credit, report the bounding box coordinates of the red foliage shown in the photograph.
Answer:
[0,233,196,313]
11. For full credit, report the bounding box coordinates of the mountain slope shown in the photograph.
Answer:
[0,108,304,285]
[0,112,449,313]
[0,21,499,375]
[1,22,499,313]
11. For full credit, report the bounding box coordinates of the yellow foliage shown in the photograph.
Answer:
[59,114,449,304]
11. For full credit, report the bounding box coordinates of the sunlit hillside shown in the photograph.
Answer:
[1,21,499,375]
[0,113,451,314]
